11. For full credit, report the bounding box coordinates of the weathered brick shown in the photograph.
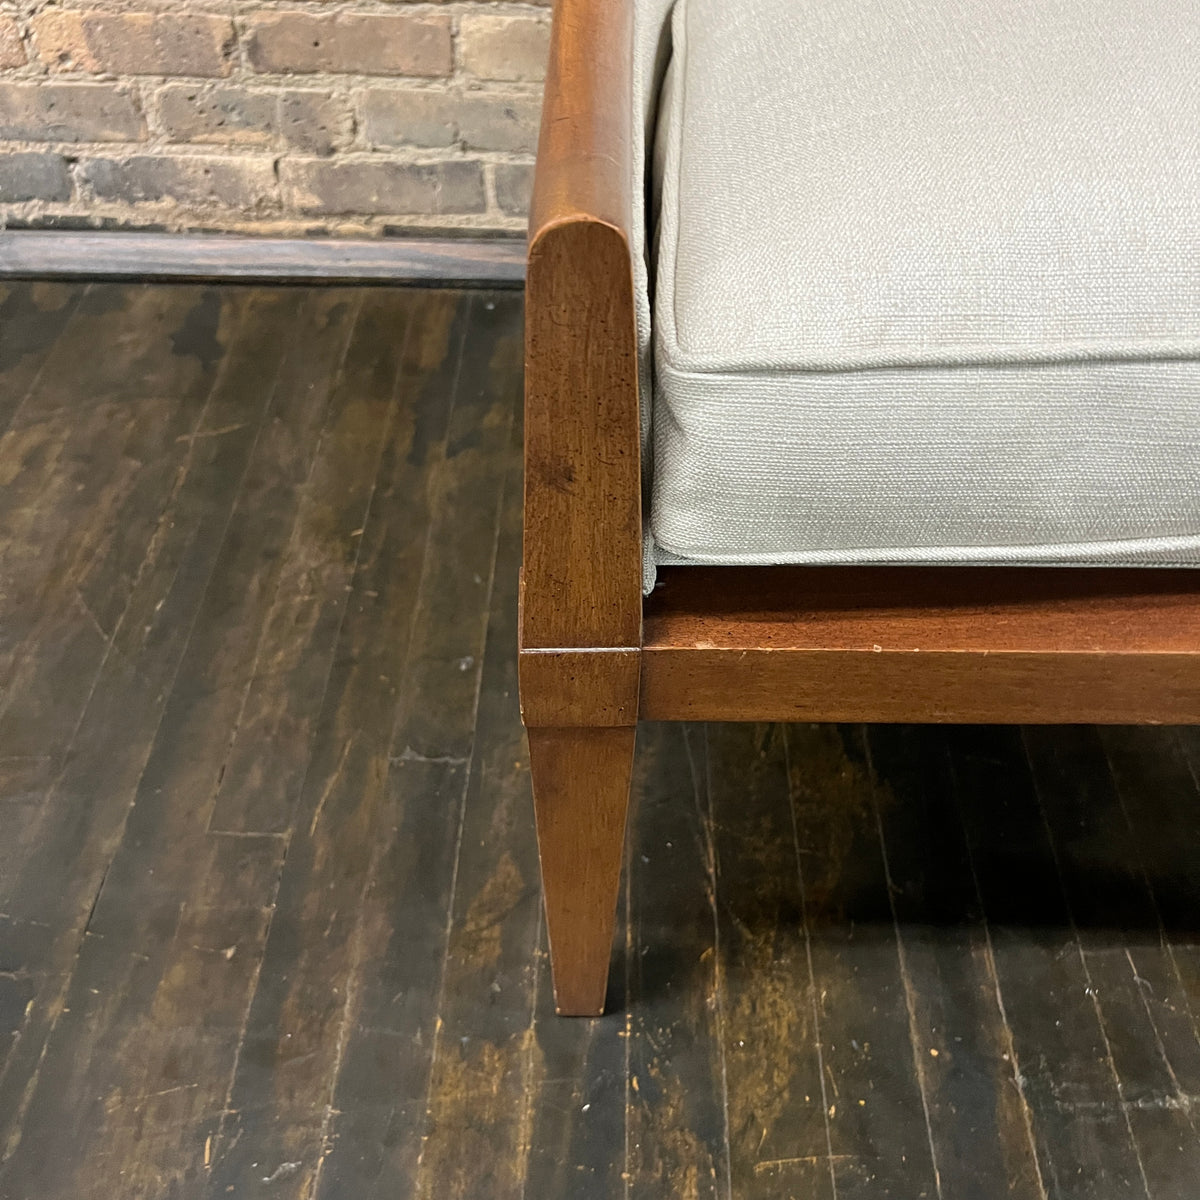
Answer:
[279,92,354,156]
[281,157,486,216]
[493,162,533,217]
[157,84,276,148]
[459,15,549,83]
[157,85,351,156]
[359,88,455,150]
[32,11,233,77]
[79,155,276,209]
[0,15,25,68]
[0,83,144,143]
[361,88,540,153]
[0,153,72,203]
[245,12,451,78]
[459,92,541,154]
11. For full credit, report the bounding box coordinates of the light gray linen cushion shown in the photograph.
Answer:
[632,0,677,585]
[644,0,1200,572]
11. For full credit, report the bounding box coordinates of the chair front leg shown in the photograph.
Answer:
[520,647,640,1014]
[526,724,636,1015]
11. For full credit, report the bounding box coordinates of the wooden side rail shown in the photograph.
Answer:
[642,566,1200,725]
[519,0,642,1016]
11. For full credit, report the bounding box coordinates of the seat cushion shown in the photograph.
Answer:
[650,0,1200,567]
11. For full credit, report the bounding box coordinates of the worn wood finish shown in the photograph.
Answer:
[868,724,1045,1197]
[5,282,1200,1196]
[526,0,633,242]
[520,229,640,655]
[207,291,517,1200]
[625,723,728,1198]
[0,231,526,286]
[950,727,1155,1197]
[1026,725,1200,1192]
[519,647,640,727]
[0,286,278,1165]
[787,724,943,1198]
[0,281,82,437]
[404,411,546,1200]
[1,287,361,1198]
[707,724,834,1198]
[642,565,1200,724]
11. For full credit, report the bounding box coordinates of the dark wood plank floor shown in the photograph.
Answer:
[2,281,1200,1200]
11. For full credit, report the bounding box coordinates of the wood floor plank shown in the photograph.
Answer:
[522,863,629,1200]
[706,722,835,1200]
[1126,1108,1200,1200]
[0,284,232,678]
[314,293,525,1200]
[0,281,82,436]
[784,723,939,1200]
[1102,728,1200,1105]
[403,390,542,1200]
[868,723,1045,1200]
[0,285,241,750]
[1169,728,1200,1088]
[625,721,729,1200]
[1106,727,1200,938]
[1026,725,1200,1114]
[205,288,443,837]
[0,287,244,922]
[200,290,459,1199]
[949,725,1148,1200]
[0,289,298,1166]
[204,291,519,1199]
[10,283,229,424]
[0,288,368,1199]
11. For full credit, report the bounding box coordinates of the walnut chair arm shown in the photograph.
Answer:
[521,0,643,673]
[529,0,634,239]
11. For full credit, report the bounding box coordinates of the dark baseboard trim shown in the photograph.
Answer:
[0,230,526,286]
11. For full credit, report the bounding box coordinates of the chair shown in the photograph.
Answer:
[520,0,1200,1015]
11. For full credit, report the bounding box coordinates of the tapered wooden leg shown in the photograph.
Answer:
[527,725,635,1016]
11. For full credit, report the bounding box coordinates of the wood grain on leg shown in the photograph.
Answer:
[528,726,635,1016]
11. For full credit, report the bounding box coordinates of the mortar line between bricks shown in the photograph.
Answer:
[9,3,553,19]
[0,143,535,162]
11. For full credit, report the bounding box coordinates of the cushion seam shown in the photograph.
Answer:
[666,0,687,363]
[656,350,1200,383]
[649,529,1200,566]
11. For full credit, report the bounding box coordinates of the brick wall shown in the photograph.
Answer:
[0,1,549,236]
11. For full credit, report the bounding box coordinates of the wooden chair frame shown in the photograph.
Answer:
[519,0,1200,1015]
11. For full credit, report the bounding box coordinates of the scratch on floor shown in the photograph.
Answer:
[754,1155,856,1174]
[309,734,356,836]
[176,423,247,443]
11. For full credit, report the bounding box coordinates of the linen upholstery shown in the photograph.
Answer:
[639,0,1200,576]
[632,0,677,585]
